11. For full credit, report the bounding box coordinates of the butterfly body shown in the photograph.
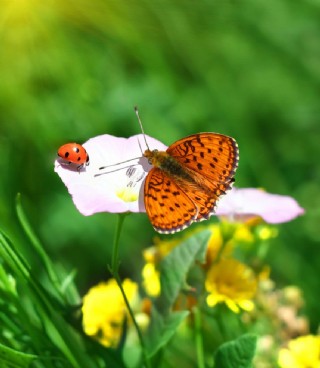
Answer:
[143,133,239,234]
[144,149,196,184]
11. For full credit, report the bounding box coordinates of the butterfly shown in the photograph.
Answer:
[96,108,239,234]
[142,132,239,234]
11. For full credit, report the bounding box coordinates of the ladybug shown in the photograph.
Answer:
[57,143,89,171]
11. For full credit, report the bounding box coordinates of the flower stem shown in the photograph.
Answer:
[194,307,205,368]
[111,213,126,273]
[110,214,151,368]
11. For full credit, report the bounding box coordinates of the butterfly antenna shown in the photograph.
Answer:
[134,106,150,151]
[99,156,141,170]
[137,136,144,156]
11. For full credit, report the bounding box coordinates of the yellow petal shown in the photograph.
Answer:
[225,299,240,313]
[278,348,300,368]
[238,300,255,312]
[206,294,220,307]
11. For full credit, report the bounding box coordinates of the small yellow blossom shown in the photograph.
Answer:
[278,335,320,368]
[258,265,271,282]
[282,286,304,309]
[207,225,223,257]
[257,225,278,240]
[233,224,255,243]
[143,237,180,264]
[205,259,257,313]
[82,278,137,347]
[205,224,233,265]
[142,262,161,297]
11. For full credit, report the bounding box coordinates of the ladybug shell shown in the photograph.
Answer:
[57,143,89,169]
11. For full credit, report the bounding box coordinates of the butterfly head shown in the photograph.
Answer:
[144,148,171,168]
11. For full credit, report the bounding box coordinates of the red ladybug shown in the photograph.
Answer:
[57,143,89,171]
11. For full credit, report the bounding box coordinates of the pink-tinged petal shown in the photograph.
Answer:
[54,134,167,215]
[216,187,305,224]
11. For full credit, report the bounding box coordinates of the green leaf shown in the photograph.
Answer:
[0,229,125,368]
[15,194,64,300]
[214,334,257,368]
[146,230,211,358]
[0,343,37,368]
[0,229,31,282]
[156,230,210,313]
[147,308,189,358]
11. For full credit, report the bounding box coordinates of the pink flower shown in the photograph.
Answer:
[215,187,305,224]
[54,134,167,215]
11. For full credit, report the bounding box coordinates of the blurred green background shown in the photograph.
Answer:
[1,0,319,329]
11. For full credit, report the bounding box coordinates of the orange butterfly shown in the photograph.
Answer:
[137,109,239,234]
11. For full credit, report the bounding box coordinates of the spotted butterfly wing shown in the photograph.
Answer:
[167,133,239,221]
[144,168,200,233]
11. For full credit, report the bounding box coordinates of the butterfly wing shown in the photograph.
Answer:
[167,133,239,220]
[144,167,198,234]
[171,180,220,222]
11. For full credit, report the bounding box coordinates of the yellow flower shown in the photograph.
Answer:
[233,224,255,243]
[282,286,304,309]
[205,259,257,313]
[278,335,320,368]
[142,237,180,265]
[142,236,184,297]
[205,224,233,265]
[82,278,137,347]
[257,225,278,240]
[258,265,271,282]
[142,262,161,297]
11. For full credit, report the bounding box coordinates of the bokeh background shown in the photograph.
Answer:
[1,0,319,330]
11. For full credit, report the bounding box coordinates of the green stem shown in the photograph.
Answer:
[110,214,151,368]
[194,307,205,368]
[111,213,126,273]
[215,304,228,341]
